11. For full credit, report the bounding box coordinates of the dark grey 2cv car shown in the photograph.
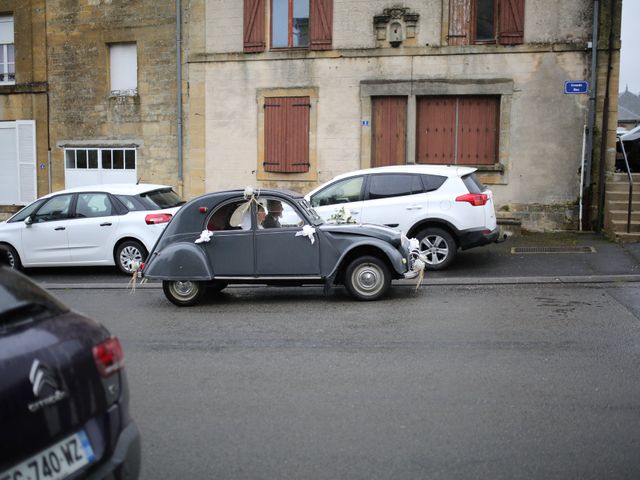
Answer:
[142,189,421,306]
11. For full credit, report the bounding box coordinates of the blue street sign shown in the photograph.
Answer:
[361,120,369,126]
[564,81,589,94]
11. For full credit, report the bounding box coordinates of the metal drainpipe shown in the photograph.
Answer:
[176,0,184,187]
[583,0,599,230]
[596,0,616,232]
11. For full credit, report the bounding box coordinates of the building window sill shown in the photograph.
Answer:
[109,89,138,98]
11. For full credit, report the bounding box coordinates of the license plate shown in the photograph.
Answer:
[1,430,96,480]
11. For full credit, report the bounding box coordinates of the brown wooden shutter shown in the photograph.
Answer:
[264,97,310,173]
[457,96,499,165]
[498,0,524,45]
[448,0,471,45]
[416,97,457,164]
[310,0,333,51]
[372,97,407,167]
[244,0,265,53]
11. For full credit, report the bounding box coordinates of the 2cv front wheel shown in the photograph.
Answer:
[162,280,205,307]
[344,256,391,301]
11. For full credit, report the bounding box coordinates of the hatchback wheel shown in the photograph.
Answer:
[163,280,205,307]
[0,244,22,270]
[417,227,456,270]
[344,256,391,301]
[116,240,147,275]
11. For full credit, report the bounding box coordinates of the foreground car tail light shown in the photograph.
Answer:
[455,193,488,206]
[93,337,124,377]
[145,213,172,224]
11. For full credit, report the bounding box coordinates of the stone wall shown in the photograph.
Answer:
[46,0,179,191]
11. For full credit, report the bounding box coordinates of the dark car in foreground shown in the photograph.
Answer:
[142,189,424,306]
[0,258,141,479]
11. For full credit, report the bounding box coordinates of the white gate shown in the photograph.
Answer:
[0,120,36,205]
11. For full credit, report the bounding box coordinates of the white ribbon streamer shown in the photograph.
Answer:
[195,230,213,244]
[295,225,317,244]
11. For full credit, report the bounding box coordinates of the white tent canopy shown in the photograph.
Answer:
[620,125,640,142]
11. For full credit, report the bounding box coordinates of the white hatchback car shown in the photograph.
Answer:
[0,184,183,274]
[306,165,502,270]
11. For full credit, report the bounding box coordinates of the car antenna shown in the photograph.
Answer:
[136,177,142,185]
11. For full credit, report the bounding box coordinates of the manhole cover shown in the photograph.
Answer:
[511,246,596,254]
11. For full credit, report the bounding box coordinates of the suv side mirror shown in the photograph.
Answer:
[24,216,33,226]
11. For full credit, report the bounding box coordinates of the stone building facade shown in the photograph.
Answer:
[185,0,622,232]
[0,1,623,233]
[0,0,47,215]
[0,0,181,217]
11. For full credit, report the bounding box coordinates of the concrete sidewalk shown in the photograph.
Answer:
[38,231,640,290]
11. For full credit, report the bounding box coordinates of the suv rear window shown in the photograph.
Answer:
[117,188,183,211]
[462,173,486,194]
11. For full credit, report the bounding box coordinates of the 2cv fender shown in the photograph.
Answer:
[143,240,217,307]
[143,241,212,280]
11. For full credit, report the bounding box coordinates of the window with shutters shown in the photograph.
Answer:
[244,0,332,52]
[416,96,499,166]
[257,88,318,181]
[0,15,15,84]
[264,97,310,173]
[448,0,524,45]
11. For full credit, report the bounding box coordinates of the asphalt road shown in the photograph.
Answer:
[52,282,640,480]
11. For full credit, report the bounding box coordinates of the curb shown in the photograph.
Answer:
[42,274,640,290]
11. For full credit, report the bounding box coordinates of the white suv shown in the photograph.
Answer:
[306,165,501,270]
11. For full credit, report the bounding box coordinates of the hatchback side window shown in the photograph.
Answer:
[76,193,114,218]
[310,176,364,207]
[367,174,423,200]
[32,195,73,223]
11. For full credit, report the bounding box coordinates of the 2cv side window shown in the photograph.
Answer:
[206,199,252,231]
[257,197,305,229]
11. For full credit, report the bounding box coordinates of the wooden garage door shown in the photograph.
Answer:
[372,96,406,167]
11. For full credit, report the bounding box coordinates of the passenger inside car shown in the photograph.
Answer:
[262,200,283,228]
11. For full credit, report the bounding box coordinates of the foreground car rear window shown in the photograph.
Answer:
[0,269,68,326]
[117,189,184,211]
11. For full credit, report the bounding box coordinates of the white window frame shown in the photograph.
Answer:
[109,43,137,96]
[63,147,138,188]
[0,15,15,85]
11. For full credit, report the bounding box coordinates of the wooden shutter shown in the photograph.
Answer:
[498,0,524,45]
[264,97,310,173]
[457,97,499,165]
[416,97,456,164]
[310,0,333,51]
[448,0,471,45]
[371,97,407,167]
[244,0,265,53]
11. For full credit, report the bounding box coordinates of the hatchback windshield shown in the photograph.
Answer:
[117,188,184,211]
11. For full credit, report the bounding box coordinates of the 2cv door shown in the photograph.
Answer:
[203,198,255,276]
[254,197,321,276]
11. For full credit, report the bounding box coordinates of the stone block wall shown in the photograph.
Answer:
[46,0,179,191]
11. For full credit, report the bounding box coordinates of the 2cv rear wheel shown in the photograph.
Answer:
[162,280,206,307]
